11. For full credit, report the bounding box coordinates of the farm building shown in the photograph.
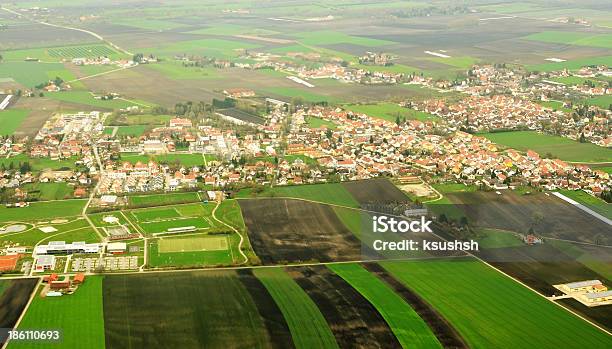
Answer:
[106,242,127,254]
[0,254,20,272]
[34,255,56,272]
[43,273,59,283]
[560,280,604,293]
[35,241,101,255]
[50,278,71,290]
[579,291,612,303]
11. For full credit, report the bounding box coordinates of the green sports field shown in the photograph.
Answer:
[148,235,233,267]
[11,276,105,349]
[380,258,612,349]
[139,217,211,235]
[480,131,612,162]
[329,263,442,349]
[254,268,339,349]
[159,235,228,253]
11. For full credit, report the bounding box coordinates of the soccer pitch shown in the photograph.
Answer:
[159,235,229,253]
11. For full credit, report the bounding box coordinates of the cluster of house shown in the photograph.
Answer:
[358,52,395,66]
[72,57,136,68]
[555,280,612,306]
[283,106,610,195]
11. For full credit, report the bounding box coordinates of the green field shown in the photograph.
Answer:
[583,95,612,109]
[476,229,524,249]
[0,219,91,247]
[188,24,278,36]
[148,38,260,59]
[307,116,337,129]
[113,18,188,31]
[11,277,105,349]
[345,103,440,122]
[139,217,211,234]
[254,268,339,349]
[0,200,86,223]
[120,153,207,167]
[525,31,612,49]
[557,190,612,220]
[237,183,359,208]
[0,109,29,135]
[481,131,612,162]
[145,61,219,80]
[381,258,612,348]
[329,263,442,349]
[528,55,612,72]
[148,235,233,267]
[427,56,478,69]
[45,91,140,109]
[127,192,201,208]
[294,30,394,47]
[131,207,181,222]
[3,44,121,62]
[0,154,78,172]
[115,125,148,137]
[21,182,73,201]
[0,62,66,87]
[537,100,572,113]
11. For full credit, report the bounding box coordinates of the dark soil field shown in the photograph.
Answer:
[0,278,38,329]
[239,198,363,264]
[342,178,410,205]
[217,107,266,125]
[363,263,468,349]
[288,265,401,349]
[447,191,612,245]
[102,271,291,349]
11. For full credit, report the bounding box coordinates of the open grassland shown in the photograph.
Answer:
[127,191,201,208]
[557,190,611,220]
[344,103,439,122]
[525,31,612,49]
[380,258,612,349]
[0,154,78,172]
[0,200,86,223]
[102,271,281,348]
[0,62,66,87]
[0,109,30,135]
[237,182,359,208]
[481,131,612,162]
[254,268,339,349]
[294,31,394,47]
[145,61,219,80]
[45,91,141,109]
[11,277,105,349]
[147,38,260,59]
[329,263,442,349]
[528,55,612,72]
[21,182,73,201]
[148,235,233,267]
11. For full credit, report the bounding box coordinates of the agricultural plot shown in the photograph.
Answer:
[21,182,72,201]
[48,45,119,58]
[344,103,439,122]
[0,109,29,135]
[237,182,359,207]
[481,131,612,162]
[342,178,411,206]
[380,258,612,349]
[528,55,612,72]
[45,91,140,110]
[148,234,233,267]
[127,192,200,208]
[0,279,38,330]
[254,268,339,349]
[262,87,341,104]
[102,271,292,349]
[446,191,612,245]
[147,38,260,59]
[0,199,86,223]
[525,31,612,49]
[293,31,395,47]
[288,266,401,348]
[239,199,363,264]
[0,62,66,88]
[12,277,105,349]
[557,190,611,220]
[0,154,78,172]
[329,263,442,349]
[145,61,218,80]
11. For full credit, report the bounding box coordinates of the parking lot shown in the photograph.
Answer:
[71,256,139,272]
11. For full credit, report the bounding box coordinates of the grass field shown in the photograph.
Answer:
[139,217,211,234]
[0,200,86,223]
[3,44,122,62]
[149,38,260,59]
[45,91,139,109]
[145,61,219,80]
[537,100,572,113]
[525,31,612,49]
[583,95,612,109]
[21,182,72,201]
[345,103,439,122]
[254,268,339,349]
[131,207,181,222]
[480,131,612,162]
[294,30,394,47]
[307,116,337,129]
[113,18,188,31]
[188,24,278,36]
[427,56,478,69]
[557,190,611,220]
[148,235,233,267]
[0,154,78,172]
[11,277,105,349]
[476,229,524,249]
[0,109,29,135]
[380,258,612,348]
[329,263,442,349]
[115,125,148,137]
[0,62,66,87]
[236,183,359,208]
[127,192,201,208]
[528,55,612,72]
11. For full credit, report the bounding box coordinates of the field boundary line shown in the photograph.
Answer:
[211,201,248,265]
